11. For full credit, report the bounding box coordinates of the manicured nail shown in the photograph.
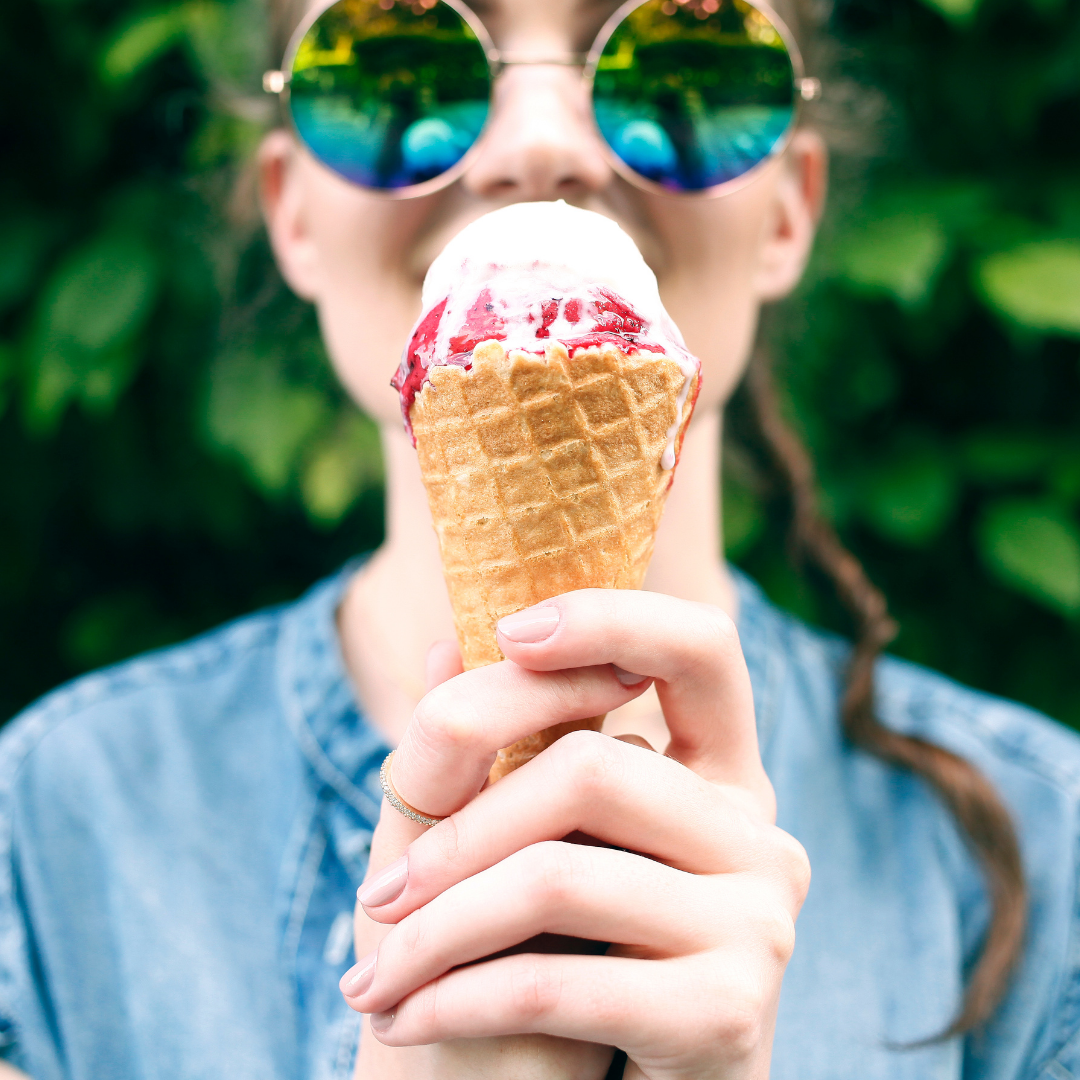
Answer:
[497,605,560,643]
[358,855,408,908]
[370,1011,395,1033]
[613,665,647,686]
[340,951,377,998]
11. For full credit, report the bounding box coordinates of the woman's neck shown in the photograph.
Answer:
[338,405,735,744]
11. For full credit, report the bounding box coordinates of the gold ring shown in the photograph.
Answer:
[379,751,444,828]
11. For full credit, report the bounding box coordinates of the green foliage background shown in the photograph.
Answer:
[1,0,1078,725]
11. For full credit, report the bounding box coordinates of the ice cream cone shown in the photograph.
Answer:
[408,336,698,782]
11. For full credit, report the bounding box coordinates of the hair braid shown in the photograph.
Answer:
[745,349,1026,1041]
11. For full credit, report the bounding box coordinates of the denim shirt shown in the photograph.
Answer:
[2,565,1080,1080]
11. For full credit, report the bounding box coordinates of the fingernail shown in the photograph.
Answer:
[497,605,560,643]
[613,665,647,686]
[370,1011,394,1033]
[358,855,408,908]
[340,951,377,998]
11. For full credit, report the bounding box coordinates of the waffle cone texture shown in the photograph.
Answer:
[410,337,697,781]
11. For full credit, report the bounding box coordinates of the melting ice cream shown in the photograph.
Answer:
[391,200,699,469]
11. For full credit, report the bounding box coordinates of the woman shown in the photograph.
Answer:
[2,0,1078,1077]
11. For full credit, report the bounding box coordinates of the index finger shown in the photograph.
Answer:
[496,589,766,796]
[391,659,652,819]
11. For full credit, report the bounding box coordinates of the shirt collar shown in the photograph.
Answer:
[277,561,387,824]
[732,567,788,756]
[276,560,788,818]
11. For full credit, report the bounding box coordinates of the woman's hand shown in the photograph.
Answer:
[349,628,638,1079]
[345,590,810,1080]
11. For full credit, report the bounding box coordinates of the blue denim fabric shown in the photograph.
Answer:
[1,564,1079,1079]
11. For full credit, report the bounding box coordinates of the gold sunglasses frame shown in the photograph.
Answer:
[263,0,821,200]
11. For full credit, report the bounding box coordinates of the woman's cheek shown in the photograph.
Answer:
[649,184,779,412]
[296,160,461,423]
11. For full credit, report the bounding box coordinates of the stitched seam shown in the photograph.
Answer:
[277,607,382,823]
[282,812,329,972]
[0,615,285,809]
[1031,807,1080,1077]
[334,1010,362,1079]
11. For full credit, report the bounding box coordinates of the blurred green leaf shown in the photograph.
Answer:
[978,500,1080,615]
[722,478,764,559]
[1049,183,1080,234]
[206,351,331,494]
[184,0,268,90]
[0,343,12,418]
[62,592,183,669]
[28,342,142,426]
[1027,0,1067,17]
[836,213,949,306]
[977,241,1080,336]
[919,0,984,23]
[101,7,188,84]
[0,216,54,315]
[47,233,157,352]
[858,443,957,545]
[1050,454,1080,502]
[960,429,1050,482]
[301,410,384,525]
[24,230,158,427]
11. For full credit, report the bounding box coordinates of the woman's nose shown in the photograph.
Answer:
[462,65,613,201]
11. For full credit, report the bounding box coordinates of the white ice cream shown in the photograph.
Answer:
[395,201,699,468]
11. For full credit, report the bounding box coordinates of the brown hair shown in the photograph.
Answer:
[262,0,1027,1042]
[746,348,1026,1040]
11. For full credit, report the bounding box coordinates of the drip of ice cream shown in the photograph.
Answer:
[391,201,700,469]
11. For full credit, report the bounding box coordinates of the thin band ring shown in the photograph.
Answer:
[379,751,445,827]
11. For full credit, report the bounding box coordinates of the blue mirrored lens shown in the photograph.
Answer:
[593,0,796,191]
[288,0,490,190]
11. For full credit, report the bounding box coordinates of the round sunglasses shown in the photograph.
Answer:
[263,0,820,199]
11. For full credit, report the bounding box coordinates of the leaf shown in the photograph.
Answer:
[1050,454,1080,502]
[836,213,949,306]
[24,230,158,427]
[101,8,188,84]
[919,0,984,23]
[27,342,141,428]
[859,445,957,546]
[976,241,1080,336]
[722,479,764,559]
[1026,0,1065,16]
[0,216,53,315]
[978,500,1080,615]
[301,411,384,525]
[62,592,183,670]
[960,429,1050,482]
[206,350,331,494]
[183,0,267,90]
[0,343,12,419]
[46,233,157,352]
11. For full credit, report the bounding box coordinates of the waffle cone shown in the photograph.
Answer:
[410,337,697,783]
